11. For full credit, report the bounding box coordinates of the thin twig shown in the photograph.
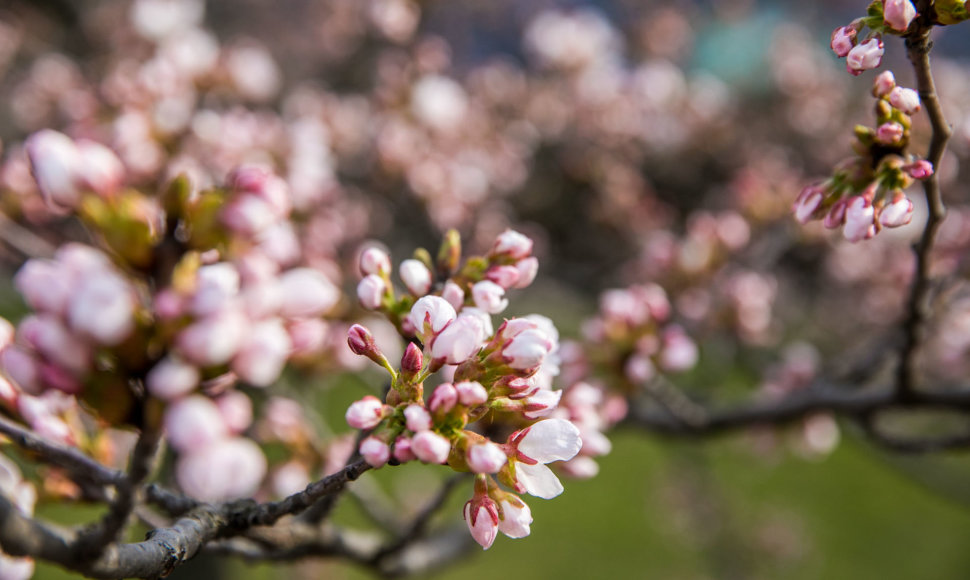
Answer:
[896,13,953,400]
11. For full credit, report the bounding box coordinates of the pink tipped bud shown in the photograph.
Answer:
[346,395,386,430]
[492,229,533,259]
[464,497,499,550]
[401,342,424,377]
[503,328,553,371]
[486,265,521,289]
[823,199,848,229]
[347,324,384,363]
[467,441,507,474]
[25,129,82,209]
[875,122,905,145]
[513,257,539,289]
[904,160,933,180]
[442,281,465,309]
[411,430,452,464]
[884,0,917,31]
[360,436,390,467]
[404,404,432,432]
[456,380,488,406]
[659,326,699,372]
[357,274,386,310]
[278,268,339,318]
[888,86,921,115]
[846,38,884,76]
[359,247,391,276]
[830,26,857,58]
[76,140,125,198]
[410,296,457,339]
[879,192,914,228]
[792,186,824,224]
[147,355,200,401]
[429,382,458,414]
[843,196,876,242]
[872,71,896,97]
[399,259,432,296]
[393,435,416,463]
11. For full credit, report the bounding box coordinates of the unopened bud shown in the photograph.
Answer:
[347,324,387,368]
[436,229,462,277]
[401,342,424,379]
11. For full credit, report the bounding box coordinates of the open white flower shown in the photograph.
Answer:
[507,418,582,499]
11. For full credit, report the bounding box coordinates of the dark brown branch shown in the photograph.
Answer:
[897,15,953,400]
[0,459,372,578]
[0,414,124,487]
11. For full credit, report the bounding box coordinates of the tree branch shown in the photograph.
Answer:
[897,15,953,400]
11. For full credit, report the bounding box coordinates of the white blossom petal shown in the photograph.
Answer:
[518,418,582,463]
[515,462,563,499]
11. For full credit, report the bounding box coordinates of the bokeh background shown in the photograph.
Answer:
[4,0,970,578]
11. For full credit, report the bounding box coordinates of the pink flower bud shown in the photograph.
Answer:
[176,437,267,502]
[360,436,390,467]
[410,296,457,339]
[287,318,328,356]
[486,265,520,289]
[522,388,563,419]
[14,260,71,316]
[872,71,895,97]
[69,272,136,346]
[888,86,921,115]
[431,314,486,365]
[513,257,539,289]
[177,309,249,366]
[464,496,499,550]
[401,342,424,376]
[75,139,125,198]
[660,326,698,372]
[0,347,42,395]
[456,380,488,406]
[823,199,848,229]
[846,38,884,76]
[222,196,277,236]
[492,229,533,259]
[467,441,507,474]
[357,275,386,310]
[830,26,857,58]
[904,160,933,179]
[164,396,229,453]
[843,196,876,242]
[278,268,339,318]
[25,129,82,209]
[404,404,432,432]
[429,383,458,414]
[147,355,200,400]
[471,281,508,314]
[792,186,824,224]
[399,259,432,296]
[232,319,292,387]
[347,324,383,360]
[346,395,386,430]
[884,0,917,31]
[411,430,451,464]
[393,435,416,463]
[191,263,241,317]
[503,328,553,371]
[215,391,253,434]
[359,247,391,276]
[875,122,905,144]
[879,192,914,228]
[442,281,465,309]
[18,315,90,375]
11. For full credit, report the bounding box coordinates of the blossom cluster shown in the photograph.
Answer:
[345,229,581,549]
[830,1,918,76]
[0,125,355,505]
[792,71,932,241]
